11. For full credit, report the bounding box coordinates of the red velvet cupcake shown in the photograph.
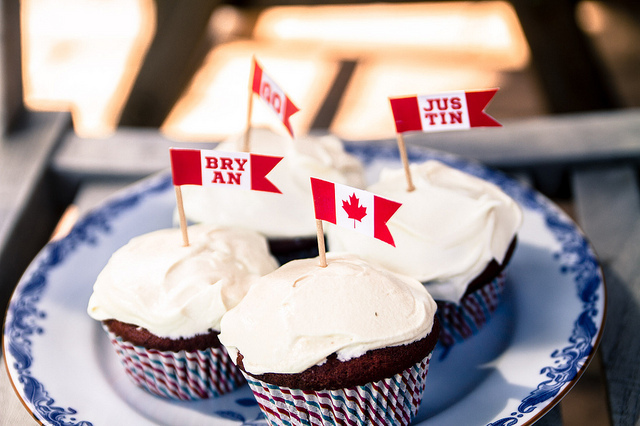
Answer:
[327,160,522,347]
[219,253,439,425]
[87,225,278,399]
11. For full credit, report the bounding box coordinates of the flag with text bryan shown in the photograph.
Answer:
[389,88,501,133]
[310,177,402,246]
[170,147,283,193]
[252,58,299,137]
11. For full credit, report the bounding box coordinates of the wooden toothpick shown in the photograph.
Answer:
[174,185,190,246]
[243,57,256,153]
[316,219,327,268]
[397,133,415,192]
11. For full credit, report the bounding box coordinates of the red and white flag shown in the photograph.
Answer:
[170,147,283,193]
[251,58,299,137]
[389,88,501,134]
[310,177,402,246]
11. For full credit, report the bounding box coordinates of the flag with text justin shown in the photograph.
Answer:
[389,88,501,134]
[251,58,299,137]
[310,177,402,246]
[170,147,283,193]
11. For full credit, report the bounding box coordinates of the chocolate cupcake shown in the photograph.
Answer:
[179,128,365,264]
[327,160,522,347]
[87,224,279,400]
[219,253,439,425]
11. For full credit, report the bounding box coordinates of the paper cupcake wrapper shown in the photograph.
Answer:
[245,353,432,426]
[436,271,506,347]
[104,327,245,400]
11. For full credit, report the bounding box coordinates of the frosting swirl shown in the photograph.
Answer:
[87,225,278,338]
[327,160,522,303]
[218,253,437,375]
[179,129,365,238]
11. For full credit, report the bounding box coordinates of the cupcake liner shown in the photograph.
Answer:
[436,271,506,347]
[104,327,245,400]
[245,353,432,426]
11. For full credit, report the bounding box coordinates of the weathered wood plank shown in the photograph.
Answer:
[51,127,209,180]
[398,109,640,168]
[573,165,640,262]
[0,0,25,134]
[0,112,71,324]
[56,110,640,181]
[572,165,640,426]
[400,108,640,197]
[598,262,640,426]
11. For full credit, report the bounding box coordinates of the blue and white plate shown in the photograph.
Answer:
[3,141,605,426]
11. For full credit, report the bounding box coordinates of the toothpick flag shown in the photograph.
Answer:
[170,147,283,193]
[389,88,501,134]
[310,177,402,247]
[170,147,283,246]
[250,57,300,138]
[388,88,501,192]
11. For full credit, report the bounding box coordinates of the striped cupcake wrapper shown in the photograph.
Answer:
[104,327,245,400]
[436,271,506,347]
[245,353,432,426]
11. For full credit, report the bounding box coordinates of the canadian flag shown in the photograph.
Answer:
[252,58,300,137]
[389,88,501,133]
[170,147,283,193]
[310,177,402,246]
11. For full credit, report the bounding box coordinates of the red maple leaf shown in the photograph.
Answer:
[342,193,367,228]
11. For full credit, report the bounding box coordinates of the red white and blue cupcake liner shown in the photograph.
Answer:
[244,353,432,426]
[104,327,245,400]
[436,271,506,347]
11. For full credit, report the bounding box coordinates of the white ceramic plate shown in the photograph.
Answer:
[3,142,605,426]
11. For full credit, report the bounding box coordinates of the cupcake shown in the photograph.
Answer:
[87,224,279,400]
[219,253,439,426]
[327,160,522,347]
[179,128,365,264]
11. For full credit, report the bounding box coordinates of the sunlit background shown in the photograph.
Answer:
[20,0,636,141]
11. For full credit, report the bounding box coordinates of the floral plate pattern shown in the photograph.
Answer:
[3,141,605,425]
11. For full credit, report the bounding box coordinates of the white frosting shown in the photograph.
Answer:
[87,225,279,338]
[218,253,437,375]
[179,129,365,238]
[327,160,522,303]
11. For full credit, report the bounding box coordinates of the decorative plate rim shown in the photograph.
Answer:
[2,142,606,426]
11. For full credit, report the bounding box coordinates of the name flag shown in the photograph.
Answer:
[251,58,299,137]
[170,147,283,194]
[389,88,501,134]
[310,177,402,247]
